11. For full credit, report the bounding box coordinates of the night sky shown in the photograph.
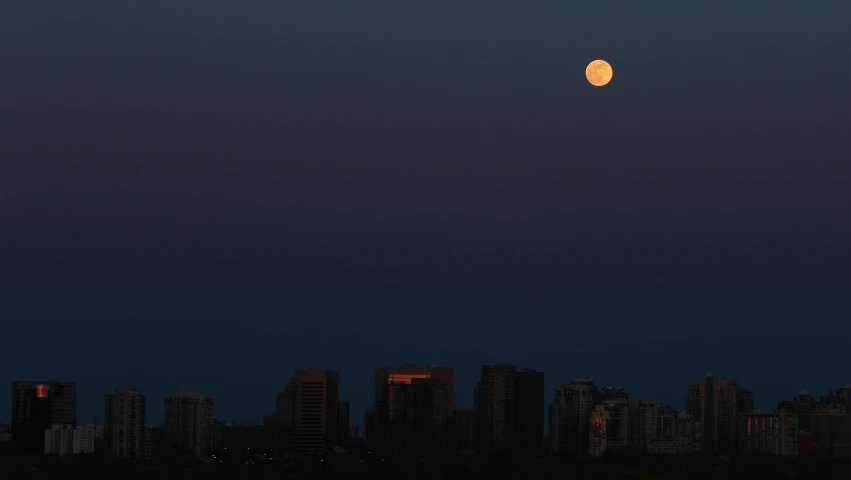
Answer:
[2,2,850,427]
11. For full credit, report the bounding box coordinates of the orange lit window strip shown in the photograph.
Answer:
[388,374,430,384]
[37,385,49,398]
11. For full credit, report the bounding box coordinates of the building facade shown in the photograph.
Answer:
[372,365,454,452]
[809,414,851,458]
[741,411,797,456]
[163,387,215,457]
[104,385,146,461]
[44,424,74,457]
[686,373,753,456]
[277,369,339,454]
[549,377,598,457]
[475,366,544,452]
[589,399,630,457]
[73,425,97,455]
[630,400,700,455]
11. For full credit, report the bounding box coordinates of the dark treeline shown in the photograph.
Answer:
[2,449,851,480]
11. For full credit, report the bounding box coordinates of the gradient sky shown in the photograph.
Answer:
[2,2,850,427]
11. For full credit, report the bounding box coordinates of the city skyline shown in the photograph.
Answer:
[6,369,851,429]
[8,371,851,461]
[3,0,851,450]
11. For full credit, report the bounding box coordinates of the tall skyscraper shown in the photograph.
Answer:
[163,387,215,457]
[337,399,350,445]
[686,373,753,456]
[373,365,454,451]
[475,366,545,452]
[11,382,77,453]
[385,377,451,455]
[277,369,339,454]
[104,385,146,461]
[549,377,598,457]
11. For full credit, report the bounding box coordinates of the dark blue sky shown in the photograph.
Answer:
[2,2,850,426]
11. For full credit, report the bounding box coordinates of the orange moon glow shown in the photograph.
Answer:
[586,60,613,87]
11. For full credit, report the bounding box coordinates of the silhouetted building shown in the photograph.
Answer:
[809,413,851,458]
[630,400,700,455]
[337,400,350,445]
[549,377,597,457]
[600,387,630,402]
[686,373,753,455]
[776,390,820,432]
[373,365,454,451]
[515,368,545,452]
[820,386,851,414]
[11,381,77,453]
[741,410,797,456]
[453,405,476,453]
[364,406,376,445]
[589,399,629,457]
[384,377,451,456]
[104,385,145,461]
[475,366,544,452]
[277,369,339,454]
[163,387,215,458]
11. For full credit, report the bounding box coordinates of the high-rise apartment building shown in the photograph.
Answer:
[589,398,630,457]
[686,373,753,456]
[384,377,450,455]
[104,385,146,461]
[163,387,215,457]
[277,369,339,454]
[11,382,77,453]
[475,366,544,452]
[373,365,454,451]
[630,399,700,455]
[741,410,797,456]
[549,377,598,457]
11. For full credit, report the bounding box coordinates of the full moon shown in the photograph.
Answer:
[586,60,613,87]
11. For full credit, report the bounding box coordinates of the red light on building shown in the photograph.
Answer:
[37,385,48,398]
[387,374,430,384]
